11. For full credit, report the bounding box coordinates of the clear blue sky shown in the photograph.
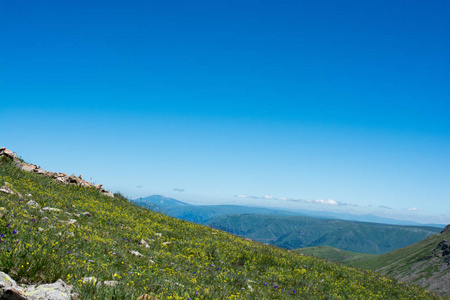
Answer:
[1,0,449,224]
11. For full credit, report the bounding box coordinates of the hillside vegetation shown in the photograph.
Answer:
[347,228,450,298]
[0,155,443,299]
[204,214,440,254]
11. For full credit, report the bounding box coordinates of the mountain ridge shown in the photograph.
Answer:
[134,195,442,255]
[135,194,446,228]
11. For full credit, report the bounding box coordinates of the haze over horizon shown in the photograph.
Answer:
[1,1,449,224]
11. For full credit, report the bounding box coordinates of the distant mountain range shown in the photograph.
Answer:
[133,195,445,227]
[132,195,443,254]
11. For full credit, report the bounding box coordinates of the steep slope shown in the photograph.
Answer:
[0,152,442,299]
[204,214,441,254]
[349,227,450,297]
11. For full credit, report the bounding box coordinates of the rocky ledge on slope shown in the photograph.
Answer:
[0,147,114,198]
[0,272,76,300]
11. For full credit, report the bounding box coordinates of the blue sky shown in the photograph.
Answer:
[1,0,449,224]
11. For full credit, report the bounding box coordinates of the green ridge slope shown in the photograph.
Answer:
[294,246,376,264]
[348,229,450,298]
[204,214,440,254]
[0,156,443,299]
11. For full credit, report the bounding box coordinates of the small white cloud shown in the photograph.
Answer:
[307,199,339,206]
[136,185,143,189]
[277,197,287,201]
[263,195,273,199]
[408,207,418,211]
[235,195,247,198]
[173,188,184,192]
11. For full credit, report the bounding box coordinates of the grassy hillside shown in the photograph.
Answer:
[0,156,443,299]
[348,229,450,297]
[294,246,376,264]
[204,214,440,254]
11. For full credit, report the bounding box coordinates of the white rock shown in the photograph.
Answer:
[140,239,150,248]
[22,279,73,300]
[102,191,114,197]
[42,207,62,212]
[129,250,144,257]
[27,200,39,208]
[101,281,119,287]
[0,272,73,300]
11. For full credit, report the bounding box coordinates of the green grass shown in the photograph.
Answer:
[0,156,443,299]
[294,246,377,263]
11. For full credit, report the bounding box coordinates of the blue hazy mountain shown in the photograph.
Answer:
[132,195,442,254]
[132,195,306,223]
[132,195,445,228]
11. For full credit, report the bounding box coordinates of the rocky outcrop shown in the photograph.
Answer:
[0,147,114,198]
[441,224,450,234]
[0,272,75,300]
[433,240,450,258]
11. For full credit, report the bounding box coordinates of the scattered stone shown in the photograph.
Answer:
[55,177,68,184]
[164,280,184,287]
[149,259,155,264]
[140,239,150,248]
[155,233,162,237]
[81,212,92,217]
[162,242,171,245]
[129,250,144,257]
[20,163,37,173]
[33,168,51,176]
[102,191,114,197]
[26,200,39,208]
[61,219,77,225]
[2,149,16,158]
[99,281,119,287]
[42,207,62,212]
[0,185,15,195]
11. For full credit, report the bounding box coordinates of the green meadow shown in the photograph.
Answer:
[0,156,442,299]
